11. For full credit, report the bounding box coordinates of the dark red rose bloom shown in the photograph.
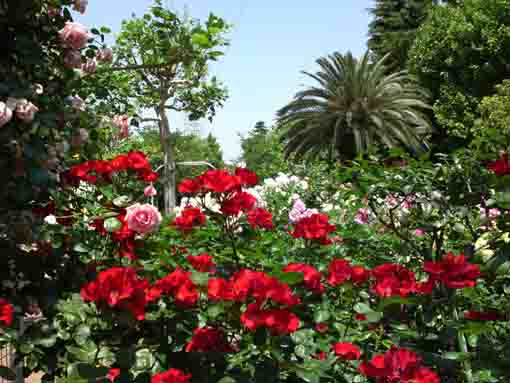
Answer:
[127,151,150,171]
[90,218,107,236]
[247,208,274,230]
[315,323,329,333]
[187,253,215,272]
[283,263,324,293]
[359,347,440,383]
[107,368,120,382]
[138,169,159,182]
[424,252,481,289]
[240,303,300,334]
[201,169,241,193]
[151,368,192,383]
[235,167,258,186]
[0,299,14,327]
[146,268,199,307]
[355,313,367,321]
[415,278,435,295]
[207,278,235,301]
[487,153,510,176]
[464,310,507,321]
[314,351,327,360]
[173,207,206,231]
[80,267,149,320]
[178,178,202,194]
[332,342,362,360]
[185,327,233,352]
[110,154,130,172]
[119,239,138,260]
[371,263,417,298]
[220,192,257,216]
[291,213,336,244]
[111,213,135,242]
[32,201,56,217]
[327,259,370,286]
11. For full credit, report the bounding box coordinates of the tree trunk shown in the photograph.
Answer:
[158,99,176,215]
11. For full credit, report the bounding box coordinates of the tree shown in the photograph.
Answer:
[408,0,510,142]
[239,121,288,179]
[277,51,432,161]
[368,0,435,72]
[98,0,229,214]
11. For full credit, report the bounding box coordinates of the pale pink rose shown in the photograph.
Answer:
[0,101,13,128]
[488,208,501,219]
[97,48,113,63]
[384,194,399,209]
[354,208,370,225]
[68,95,85,111]
[125,203,162,234]
[113,115,129,138]
[81,58,97,74]
[58,22,90,50]
[64,50,82,69]
[15,99,39,123]
[414,228,425,237]
[48,7,61,18]
[144,185,157,197]
[72,0,88,14]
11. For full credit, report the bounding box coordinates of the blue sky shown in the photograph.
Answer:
[79,1,373,160]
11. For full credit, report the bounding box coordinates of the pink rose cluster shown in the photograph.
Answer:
[288,198,318,223]
[0,98,39,128]
[125,203,162,235]
[113,115,130,138]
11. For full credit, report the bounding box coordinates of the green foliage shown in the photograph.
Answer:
[240,121,289,179]
[409,0,510,140]
[368,0,435,72]
[278,51,432,161]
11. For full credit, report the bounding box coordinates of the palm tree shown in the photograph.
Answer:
[277,51,432,161]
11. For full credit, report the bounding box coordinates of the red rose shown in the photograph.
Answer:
[151,368,192,383]
[487,153,510,176]
[208,278,235,301]
[291,213,336,244]
[107,368,120,382]
[187,253,215,272]
[247,208,274,230]
[327,259,353,286]
[146,268,198,307]
[110,154,130,171]
[138,169,159,182]
[178,178,201,194]
[235,167,258,186]
[220,192,257,216]
[371,263,417,298]
[314,351,327,360]
[111,213,135,242]
[464,310,506,321]
[185,327,233,352]
[201,169,241,193]
[424,252,481,289]
[0,298,14,327]
[263,308,301,334]
[173,207,206,231]
[283,263,324,293]
[359,347,440,383]
[80,267,149,320]
[332,342,362,360]
[351,266,370,285]
[355,313,367,321]
[119,239,138,261]
[315,323,329,333]
[127,151,150,171]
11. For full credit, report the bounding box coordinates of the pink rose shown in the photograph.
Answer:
[59,22,90,50]
[81,58,97,74]
[144,185,157,197]
[354,208,370,225]
[414,228,425,237]
[113,115,129,138]
[64,50,82,69]
[15,99,39,123]
[73,0,88,14]
[97,48,113,63]
[68,95,85,111]
[0,102,13,128]
[125,203,162,234]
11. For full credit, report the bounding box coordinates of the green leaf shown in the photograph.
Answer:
[217,378,237,383]
[134,348,155,371]
[91,28,100,35]
[190,271,209,286]
[353,303,372,314]
[104,217,122,232]
[113,195,132,207]
[191,33,210,47]
[75,324,91,346]
[313,310,331,323]
[76,364,109,380]
[207,302,224,318]
[73,243,89,253]
[443,352,472,361]
[0,367,16,380]
[273,271,304,286]
[100,27,112,34]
